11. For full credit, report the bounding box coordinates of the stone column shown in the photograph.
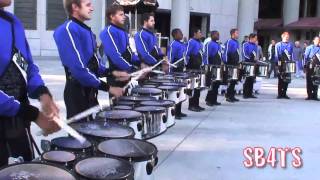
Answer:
[170,0,190,39]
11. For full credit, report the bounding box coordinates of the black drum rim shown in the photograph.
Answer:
[97,139,158,162]
[74,156,134,180]
[134,106,166,113]
[41,150,76,165]
[139,100,175,107]
[70,122,136,139]
[0,161,76,179]
[51,136,93,152]
[100,110,143,123]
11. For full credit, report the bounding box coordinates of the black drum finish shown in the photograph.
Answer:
[157,85,180,91]
[70,122,135,141]
[162,82,187,88]
[118,96,156,103]
[74,157,134,180]
[51,137,93,158]
[98,139,158,162]
[0,162,76,180]
[41,150,76,169]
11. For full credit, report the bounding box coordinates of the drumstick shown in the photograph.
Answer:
[68,105,108,124]
[172,57,185,66]
[37,117,87,144]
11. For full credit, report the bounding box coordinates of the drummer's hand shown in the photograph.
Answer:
[109,86,124,98]
[40,94,60,119]
[112,71,130,81]
[35,112,60,135]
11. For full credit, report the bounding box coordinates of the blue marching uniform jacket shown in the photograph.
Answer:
[134,28,164,66]
[203,40,222,65]
[275,41,293,62]
[223,38,240,65]
[100,23,139,72]
[54,17,108,90]
[242,42,258,62]
[185,38,203,68]
[0,10,46,117]
[304,44,320,63]
[167,40,186,71]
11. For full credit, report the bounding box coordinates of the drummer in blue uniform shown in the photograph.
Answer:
[304,36,320,101]
[204,30,223,106]
[0,0,60,167]
[275,31,293,99]
[185,29,205,112]
[242,33,258,99]
[54,0,124,119]
[100,5,141,88]
[134,12,164,68]
[167,28,187,119]
[223,28,240,103]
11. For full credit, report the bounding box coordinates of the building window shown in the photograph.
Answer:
[300,0,317,17]
[259,0,283,19]
[14,0,37,30]
[46,0,67,30]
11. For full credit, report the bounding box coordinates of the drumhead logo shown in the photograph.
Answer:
[243,147,303,168]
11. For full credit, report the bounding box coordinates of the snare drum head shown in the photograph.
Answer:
[75,157,133,180]
[134,106,166,113]
[42,151,76,163]
[71,122,135,139]
[132,87,162,95]
[102,110,142,121]
[140,100,175,107]
[119,96,156,102]
[115,101,135,106]
[51,136,92,151]
[113,105,132,110]
[148,79,174,84]
[98,139,157,162]
[0,163,76,180]
[162,82,186,87]
[157,85,180,91]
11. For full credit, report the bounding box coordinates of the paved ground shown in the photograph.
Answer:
[31,57,320,180]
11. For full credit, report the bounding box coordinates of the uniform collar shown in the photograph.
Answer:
[142,27,154,34]
[174,39,183,44]
[109,23,126,31]
[70,17,91,30]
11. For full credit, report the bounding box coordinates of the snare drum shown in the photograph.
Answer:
[71,121,135,144]
[50,137,93,159]
[98,139,158,180]
[157,85,180,104]
[99,110,143,139]
[226,65,239,81]
[41,150,76,170]
[134,106,167,139]
[211,65,223,82]
[241,62,255,77]
[0,162,76,180]
[131,87,163,100]
[118,96,156,107]
[284,61,296,73]
[74,157,134,180]
[162,82,188,102]
[256,61,269,77]
[189,70,207,89]
[312,65,320,85]
[140,100,176,128]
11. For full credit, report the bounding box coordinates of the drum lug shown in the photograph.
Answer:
[41,140,52,152]
[177,92,180,98]
[146,161,154,175]
[162,115,167,123]
[171,108,175,117]
[137,122,143,132]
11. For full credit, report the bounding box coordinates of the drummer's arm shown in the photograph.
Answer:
[303,46,311,67]
[275,43,281,65]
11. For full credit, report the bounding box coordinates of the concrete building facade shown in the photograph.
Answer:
[4,0,320,57]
